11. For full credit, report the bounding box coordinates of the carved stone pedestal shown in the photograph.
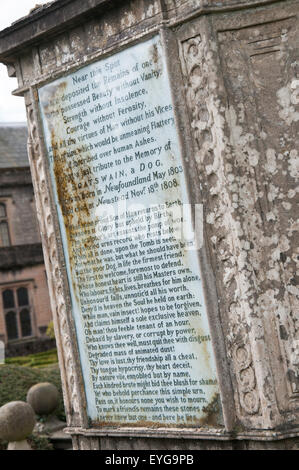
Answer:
[0,0,298,450]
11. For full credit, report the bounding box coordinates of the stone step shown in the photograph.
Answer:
[49,430,72,450]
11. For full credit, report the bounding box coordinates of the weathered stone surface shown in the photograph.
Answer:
[0,401,36,442]
[0,0,298,450]
[34,415,66,434]
[27,383,60,415]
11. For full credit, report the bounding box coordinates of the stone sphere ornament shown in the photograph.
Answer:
[27,382,60,415]
[0,401,36,442]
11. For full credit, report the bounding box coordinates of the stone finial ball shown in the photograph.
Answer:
[27,382,60,415]
[0,401,36,442]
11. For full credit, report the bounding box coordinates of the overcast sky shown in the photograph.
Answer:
[0,0,51,123]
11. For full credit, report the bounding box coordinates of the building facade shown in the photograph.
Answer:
[0,124,53,356]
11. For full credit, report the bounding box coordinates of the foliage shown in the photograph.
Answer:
[28,434,54,450]
[0,439,7,450]
[46,321,56,340]
[5,348,58,368]
[0,351,65,450]
[0,363,65,421]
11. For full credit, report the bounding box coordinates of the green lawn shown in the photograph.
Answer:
[5,348,58,368]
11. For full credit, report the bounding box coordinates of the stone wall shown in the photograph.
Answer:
[5,337,55,358]
[0,244,43,270]
[0,169,41,246]
[0,263,53,348]
[0,166,52,351]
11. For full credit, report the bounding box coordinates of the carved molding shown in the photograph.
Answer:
[26,93,83,426]
[180,30,263,421]
[179,5,299,426]
[4,0,297,436]
[217,14,299,402]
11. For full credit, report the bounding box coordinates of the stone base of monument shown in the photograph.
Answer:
[49,430,72,451]
[34,416,66,435]
[34,417,72,450]
[33,417,72,450]
[7,440,32,451]
[1,0,299,450]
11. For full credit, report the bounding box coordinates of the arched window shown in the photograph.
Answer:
[17,287,29,307]
[3,289,14,309]
[0,204,10,247]
[20,309,32,337]
[5,311,18,340]
[2,287,33,341]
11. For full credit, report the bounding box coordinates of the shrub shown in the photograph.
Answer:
[0,364,65,421]
[5,349,58,368]
[46,321,56,340]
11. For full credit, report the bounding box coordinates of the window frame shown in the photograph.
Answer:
[1,283,36,343]
[0,201,11,247]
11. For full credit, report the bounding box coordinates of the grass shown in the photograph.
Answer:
[5,348,58,368]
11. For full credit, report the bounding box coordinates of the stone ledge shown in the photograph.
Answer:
[0,0,287,61]
[0,168,32,186]
[66,425,299,441]
[0,243,44,270]
[0,0,117,60]
[5,337,56,357]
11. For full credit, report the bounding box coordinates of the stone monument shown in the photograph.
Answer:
[0,0,298,450]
